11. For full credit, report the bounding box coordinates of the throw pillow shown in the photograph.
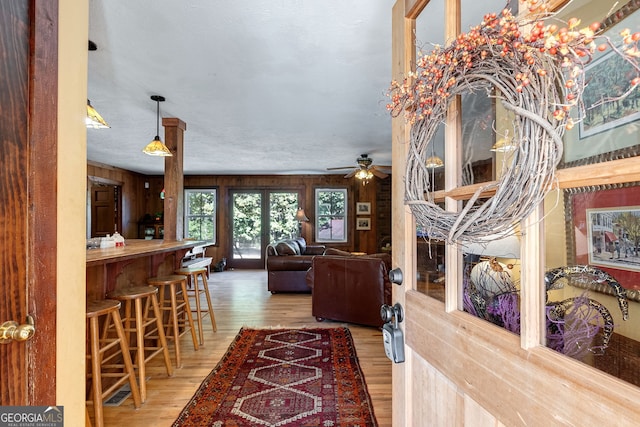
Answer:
[275,241,297,256]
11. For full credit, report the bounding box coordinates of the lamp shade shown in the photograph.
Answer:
[490,137,517,152]
[143,137,172,156]
[86,99,109,129]
[295,208,309,222]
[425,155,444,168]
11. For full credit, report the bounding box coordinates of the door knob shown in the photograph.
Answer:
[388,268,403,285]
[0,315,35,344]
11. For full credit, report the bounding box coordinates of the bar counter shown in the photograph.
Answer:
[86,239,203,300]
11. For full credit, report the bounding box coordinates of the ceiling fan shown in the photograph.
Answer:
[327,154,391,179]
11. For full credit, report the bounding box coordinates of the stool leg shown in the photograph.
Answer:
[167,284,183,368]
[191,274,205,345]
[110,309,142,409]
[133,297,147,403]
[150,293,173,377]
[179,279,200,352]
[199,272,217,332]
[88,316,104,427]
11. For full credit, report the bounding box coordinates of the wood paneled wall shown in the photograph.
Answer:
[86,162,392,264]
[184,174,391,264]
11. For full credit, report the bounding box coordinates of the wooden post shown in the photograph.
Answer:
[162,118,186,241]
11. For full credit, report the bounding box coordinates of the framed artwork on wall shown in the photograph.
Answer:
[565,182,640,300]
[356,217,371,230]
[356,202,371,215]
[560,1,640,167]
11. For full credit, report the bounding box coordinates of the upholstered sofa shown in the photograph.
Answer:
[305,251,392,327]
[265,237,325,293]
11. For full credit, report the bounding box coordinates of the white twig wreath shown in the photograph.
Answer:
[387,1,640,245]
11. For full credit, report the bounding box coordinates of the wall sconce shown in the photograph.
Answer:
[295,208,309,237]
[143,95,173,156]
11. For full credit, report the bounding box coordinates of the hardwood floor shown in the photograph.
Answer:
[96,269,392,426]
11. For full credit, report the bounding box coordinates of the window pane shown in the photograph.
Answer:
[315,188,347,243]
[269,192,298,242]
[545,185,640,387]
[232,192,262,259]
[184,189,216,243]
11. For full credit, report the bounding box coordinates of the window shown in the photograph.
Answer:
[184,189,217,243]
[315,188,347,243]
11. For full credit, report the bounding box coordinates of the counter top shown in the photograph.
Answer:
[86,239,204,266]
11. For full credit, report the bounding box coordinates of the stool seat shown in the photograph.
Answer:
[86,299,141,427]
[147,275,199,368]
[175,266,208,275]
[107,285,173,403]
[147,274,192,285]
[175,267,217,345]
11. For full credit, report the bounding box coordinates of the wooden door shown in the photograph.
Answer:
[91,185,116,237]
[0,0,58,405]
[391,1,640,425]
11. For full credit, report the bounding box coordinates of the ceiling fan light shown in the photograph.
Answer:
[86,99,109,129]
[425,155,444,168]
[355,169,373,180]
[143,137,173,156]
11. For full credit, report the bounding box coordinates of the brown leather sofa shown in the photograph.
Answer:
[265,237,325,293]
[305,253,392,327]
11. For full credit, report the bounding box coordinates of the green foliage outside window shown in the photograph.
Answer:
[269,193,299,242]
[185,189,216,243]
[315,188,347,243]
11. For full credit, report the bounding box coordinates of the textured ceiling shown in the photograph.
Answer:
[87,0,396,176]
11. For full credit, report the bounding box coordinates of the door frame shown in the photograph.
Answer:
[227,188,302,269]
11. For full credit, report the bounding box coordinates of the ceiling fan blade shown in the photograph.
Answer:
[371,169,389,179]
[327,166,354,171]
[372,165,392,170]
[344,170,357,178]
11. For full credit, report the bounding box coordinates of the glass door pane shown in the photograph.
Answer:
[269,192,299,243]
[231,191,262,261]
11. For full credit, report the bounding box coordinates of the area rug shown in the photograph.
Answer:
[173,327,378,426]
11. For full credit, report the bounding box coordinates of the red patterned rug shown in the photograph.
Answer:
[173,327,378,426]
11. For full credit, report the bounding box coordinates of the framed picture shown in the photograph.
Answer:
[356,217,371,230]
[356,202,371,215]
[560,1,640,167]
[565,182,640,296]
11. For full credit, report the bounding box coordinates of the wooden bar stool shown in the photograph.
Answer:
[174,266,217,344]
[86,299,141,427]
[107,285,173,403]
[147,274,199,368]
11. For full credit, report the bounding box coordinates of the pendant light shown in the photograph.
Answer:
[143,95,173,156]
[425,155,444,168]
[86,99,110,128]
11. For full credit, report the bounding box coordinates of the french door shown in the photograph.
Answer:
[228,189,300,269]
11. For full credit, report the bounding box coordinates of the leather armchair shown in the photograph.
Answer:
[265,237,325,293]
[305,254,392,327]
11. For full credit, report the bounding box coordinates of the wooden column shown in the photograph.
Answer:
[162,117,186,241]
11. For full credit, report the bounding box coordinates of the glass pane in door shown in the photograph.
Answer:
[269,192,299,243]
[232,192,262,259]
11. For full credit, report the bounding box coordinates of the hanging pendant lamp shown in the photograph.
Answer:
[86,99,110,128]
[143,95,173,156]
